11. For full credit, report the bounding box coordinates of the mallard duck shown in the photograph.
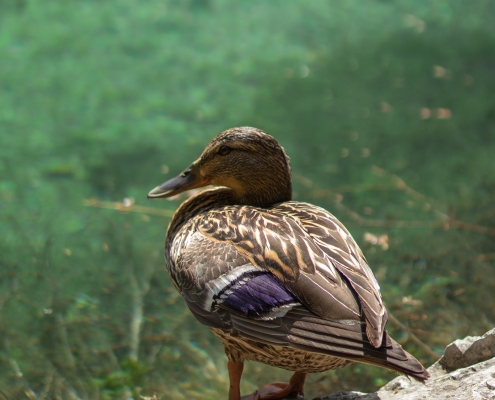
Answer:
[148,127,428,400]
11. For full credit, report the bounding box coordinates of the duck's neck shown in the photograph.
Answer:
[166,182,292,240]
[233,181,292,208]
[212,165,293,209]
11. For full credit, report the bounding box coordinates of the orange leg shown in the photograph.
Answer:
[244,371,307,400]
[228,361,244,400]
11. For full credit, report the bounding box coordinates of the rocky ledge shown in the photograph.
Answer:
[311,328,495,400]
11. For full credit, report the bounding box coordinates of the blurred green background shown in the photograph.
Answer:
[1,0,495,398]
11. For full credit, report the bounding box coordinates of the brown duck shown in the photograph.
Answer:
[148,127,428,400]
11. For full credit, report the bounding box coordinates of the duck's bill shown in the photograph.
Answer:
[148,164,209,199]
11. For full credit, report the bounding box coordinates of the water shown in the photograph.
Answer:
[1,1,494,398]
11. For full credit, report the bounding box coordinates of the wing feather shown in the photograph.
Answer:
[198,206,363,323]
[226,305,428,381]
[274,202,387,347]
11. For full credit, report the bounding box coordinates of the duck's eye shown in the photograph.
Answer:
[218,145,232,156]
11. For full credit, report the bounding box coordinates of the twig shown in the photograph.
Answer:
[83,199,175,217]
[39,367,55,399]
[298,166,495,236]
[45,360,84,400]
[387,311,441,360]
[293,173,396,193]
[128,269,145,361]
[140,393,159,400]
[128,259,154,361]
[1,339,37,399]
[450,220,495,236]
[54,313,76,370]
[371,165,440,208]
[104,348,121,370]
[333,201,366,224]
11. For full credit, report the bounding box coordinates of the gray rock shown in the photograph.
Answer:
[440,327,495,371]
[314,390,379,400]
[371,355,495,400]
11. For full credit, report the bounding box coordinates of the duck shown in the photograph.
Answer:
[148,127,429,400]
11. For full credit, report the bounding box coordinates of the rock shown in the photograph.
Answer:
[314,390,379,400]
[307,327,495,400]
[372,355,495,400]
[440,328,495,371]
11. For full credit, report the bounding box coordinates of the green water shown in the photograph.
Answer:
[1,1,494,398]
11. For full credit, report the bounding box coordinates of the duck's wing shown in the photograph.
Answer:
[175,239,427,382]
[197,203,385,347]
[226,305,428,382]
[274,202,387,348]
[170,213,356,325]
[172,213,427,382]
[169,224,300,323]
[181,271,428,381]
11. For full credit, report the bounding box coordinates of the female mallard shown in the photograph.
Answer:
[148,127,428,400]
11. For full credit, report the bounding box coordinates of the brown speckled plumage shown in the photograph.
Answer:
[211,327,353,373]
[148,127,429,400]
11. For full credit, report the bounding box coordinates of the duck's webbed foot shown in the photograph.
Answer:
[242,371,307,400]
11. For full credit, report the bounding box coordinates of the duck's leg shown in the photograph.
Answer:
[245,371,307,400]
[228,361,244,400]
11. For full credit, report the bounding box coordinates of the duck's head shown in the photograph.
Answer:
[148,127,292,207]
